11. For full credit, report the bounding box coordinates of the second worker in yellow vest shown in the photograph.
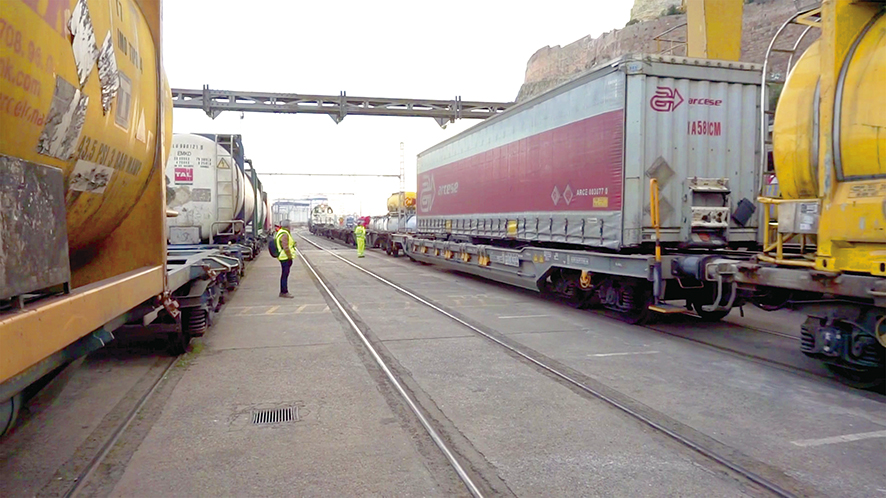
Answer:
[355,224,366,258]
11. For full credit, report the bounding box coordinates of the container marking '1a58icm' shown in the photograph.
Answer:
[688,120,723,136]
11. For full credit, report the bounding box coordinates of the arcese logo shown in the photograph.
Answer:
[650,86,684,112]
[688,97,723,106]
[419,174,435,213]
[651,87,724,112]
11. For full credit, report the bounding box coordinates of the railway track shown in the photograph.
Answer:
[62,356,180,498]
[295,245,484,498]
[303,232,883,392]
[297,233,819,497]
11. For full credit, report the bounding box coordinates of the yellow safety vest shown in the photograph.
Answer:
[275,229,296,261]
[355,225,366,238]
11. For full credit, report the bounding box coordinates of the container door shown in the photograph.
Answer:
[628,70,760,247]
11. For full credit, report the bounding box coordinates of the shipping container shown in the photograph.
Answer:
[416,54,762,250]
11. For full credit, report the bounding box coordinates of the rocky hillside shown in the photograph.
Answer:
[632,0,682,22]
[517,0,816,101]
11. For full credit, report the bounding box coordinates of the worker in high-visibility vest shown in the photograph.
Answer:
[275,220,297,298]
[355,223,366,258]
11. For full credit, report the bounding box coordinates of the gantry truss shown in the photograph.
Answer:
[171,86,514,127]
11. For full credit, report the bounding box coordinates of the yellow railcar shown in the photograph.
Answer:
[746,0,886,386]
[1,0,171,434]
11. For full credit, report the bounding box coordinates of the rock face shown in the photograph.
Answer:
[517,0,814,102]
[631,0,682,22]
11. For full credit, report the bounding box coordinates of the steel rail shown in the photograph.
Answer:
[295,246,484,498]
[298,233,797,498]
[64,356,180,498]
[303,234,840,383]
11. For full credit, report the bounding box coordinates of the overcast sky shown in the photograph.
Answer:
[162,1,632,216]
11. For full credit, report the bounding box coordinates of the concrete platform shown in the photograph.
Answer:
[102,252,463,497]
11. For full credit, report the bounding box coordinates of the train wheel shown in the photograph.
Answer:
[167,330,191,356]
[597,278,653,325]
[824,364,885,390]
[0,393,22,438]
[538,269,590,308]
[621,287,654,325]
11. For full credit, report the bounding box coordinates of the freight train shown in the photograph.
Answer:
[310,193,419,255]
[361,3,886,388]
[309,203,358,243]
[0,0,268,436]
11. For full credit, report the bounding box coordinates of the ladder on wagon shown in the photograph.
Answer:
[758,5,823,196]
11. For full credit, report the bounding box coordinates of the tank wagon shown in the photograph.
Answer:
[367,33,884,387]
[365,192,417,255]
[735,2,885,386]
[248,168,271,235]
[0,0,261,436]
[167,133,269,251]
[164,134,271,346]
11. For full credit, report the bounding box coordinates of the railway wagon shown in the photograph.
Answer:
[1,0,172,436]
[312,210,362,245]
[408,54,762,321]
[367,214,416,256]
[0,0,253,436]
[364,192,417,255]
[246,166,270,237]
[735,2,886,386]
[167,134,268,247]
[165,134,271,342]
[399,2,886,387]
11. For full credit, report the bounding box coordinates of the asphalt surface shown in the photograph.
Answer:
[1,233,883,497]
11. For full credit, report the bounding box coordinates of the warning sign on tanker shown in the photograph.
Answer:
[174,167,193,185]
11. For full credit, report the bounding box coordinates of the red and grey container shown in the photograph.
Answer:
[416,54,762,250]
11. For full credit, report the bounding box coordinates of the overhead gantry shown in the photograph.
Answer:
[171,86,514,127]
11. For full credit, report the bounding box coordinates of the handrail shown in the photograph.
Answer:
[650,179,661,263]
[759,7,823,197]
[757,197,819,267]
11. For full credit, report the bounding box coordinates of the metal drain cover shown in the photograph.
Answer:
[252,406,296,425]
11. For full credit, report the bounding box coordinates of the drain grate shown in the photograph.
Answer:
[252,407,296,425]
